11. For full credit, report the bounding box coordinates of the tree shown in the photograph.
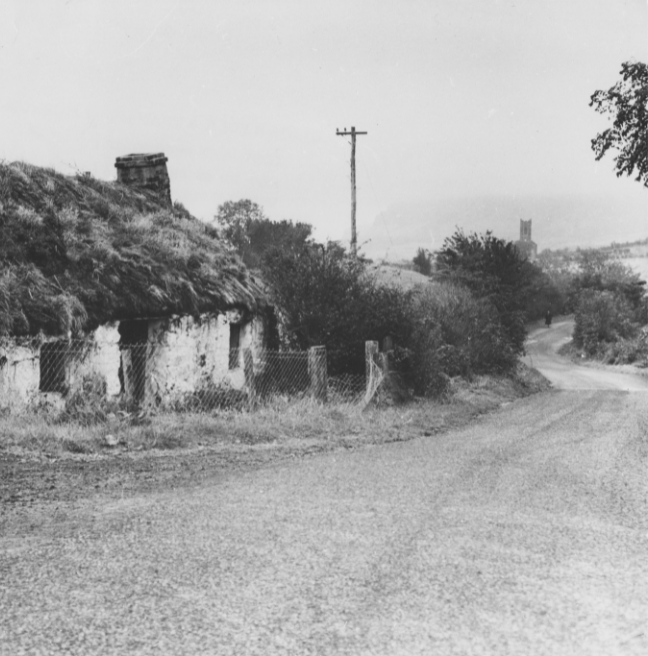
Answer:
[590,61,648,187]
[215,199,312,268]
[573,290,638,356]
[263,241,413,374]
[215,199,266,251]
[412,248,432,276]
[535,249,577,314]
[435,230,539,353]
[571,249,646,311]
[408,283,517,390]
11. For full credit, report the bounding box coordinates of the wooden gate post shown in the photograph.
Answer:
[365,340,379,395]
[308,346,328,402]
[243,348,256,409]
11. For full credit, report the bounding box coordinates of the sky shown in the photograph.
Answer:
[0,0,646,256]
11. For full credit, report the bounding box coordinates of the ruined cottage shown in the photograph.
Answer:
[0,154,272,411]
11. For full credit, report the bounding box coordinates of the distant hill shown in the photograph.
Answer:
[359,193,647,261]
[536,237,648,283]
[584,238,648,282]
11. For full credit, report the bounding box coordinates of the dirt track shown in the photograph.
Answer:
[1,324,647,655]
[524,319,648,390]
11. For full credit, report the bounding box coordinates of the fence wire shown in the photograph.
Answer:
[2,340,387,416]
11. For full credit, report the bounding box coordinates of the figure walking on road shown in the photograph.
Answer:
[545,309,553,327]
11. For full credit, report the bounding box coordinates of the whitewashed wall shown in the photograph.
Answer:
[68,324,121,397]
[146,312,265,406]
[0,326,122,412]
[0,341,41,409]
[0,312,266,412]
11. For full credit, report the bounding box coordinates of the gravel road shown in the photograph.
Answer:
[2,321,647,655]
[524,319,648,391]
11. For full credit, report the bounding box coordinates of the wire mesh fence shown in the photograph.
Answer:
[1,338,388,417]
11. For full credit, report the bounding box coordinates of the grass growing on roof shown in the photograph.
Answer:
[0,161,265,337]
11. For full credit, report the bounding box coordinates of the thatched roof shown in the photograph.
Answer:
[0,161,266,337]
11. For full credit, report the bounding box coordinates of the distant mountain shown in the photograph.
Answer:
[360,193,647,261]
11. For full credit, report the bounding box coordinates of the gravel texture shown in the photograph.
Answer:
[1,321,647,655]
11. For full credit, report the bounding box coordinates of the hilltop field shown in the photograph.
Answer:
[373,238,648,285]
[562,238,648,281]
[599,241,648,281]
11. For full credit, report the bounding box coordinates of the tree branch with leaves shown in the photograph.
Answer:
[590,61,648,187]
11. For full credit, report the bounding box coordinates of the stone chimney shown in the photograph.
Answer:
[115,153,171,206]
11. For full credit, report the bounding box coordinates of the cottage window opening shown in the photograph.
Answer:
[39,342,67,393]
[229,324,241,370]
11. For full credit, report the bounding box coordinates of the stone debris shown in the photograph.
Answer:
[103,434,119,447]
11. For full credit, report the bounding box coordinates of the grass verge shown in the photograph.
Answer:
[0,363,550,461]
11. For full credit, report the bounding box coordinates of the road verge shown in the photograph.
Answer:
[0,363,551,507]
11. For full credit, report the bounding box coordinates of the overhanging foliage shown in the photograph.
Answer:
[590,61,648,186]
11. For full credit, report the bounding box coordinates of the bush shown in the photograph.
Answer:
[400,282,517,396]
[601,333,648,365]
[263,236,523,396]
[412,248,432,276]
[573,289,638,355]
[435,230,537,354]
[217,205,534,396]
[60,372,111,425]
[569,249,646,309]
[263,242,414,375]
[522,265,569,321]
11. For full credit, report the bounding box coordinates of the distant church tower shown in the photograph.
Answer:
[515,219,538,261]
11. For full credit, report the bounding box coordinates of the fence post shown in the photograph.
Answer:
[243,348,256,408]
[308,346,328,402]
[365,340,379,394]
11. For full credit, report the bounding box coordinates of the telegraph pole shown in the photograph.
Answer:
[336,126,367,255]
